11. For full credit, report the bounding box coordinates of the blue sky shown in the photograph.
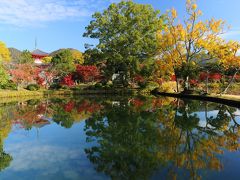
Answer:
[0,0,239,53]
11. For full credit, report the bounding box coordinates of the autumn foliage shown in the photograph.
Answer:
[60,74,75,86]
[75,65,100,82]
[199,72,222,81]
[77,100,102,113]
[9,64,40,86]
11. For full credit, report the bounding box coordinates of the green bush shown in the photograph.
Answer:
[105,84,114,89]
[26,84,40,91]
[145,81,159,91]
[49,83,62,90]
[1,81,17,90]
[94,83,103,89]
[138,81,147,89]
[60,86,69,90]
[27,99,40,105]
[140,81,159,94]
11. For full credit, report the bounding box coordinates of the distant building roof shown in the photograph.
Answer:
[31,49,49,56]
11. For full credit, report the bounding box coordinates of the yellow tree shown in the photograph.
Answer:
[0,41,11,87]
[72,50,84,64]
[0,41,10,62]
[157,0,226,91]
[0,107,13,171]
[42,56,52,64]
[214,40,240,94]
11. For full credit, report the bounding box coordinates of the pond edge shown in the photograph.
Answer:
[152,91,240,108]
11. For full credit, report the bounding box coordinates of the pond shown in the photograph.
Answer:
[0,96,239,180]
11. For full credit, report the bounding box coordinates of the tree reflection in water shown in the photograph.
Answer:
[84,99,163,179]
[0,97,239,179]
[84,97,240,179]
[0,107,13,171]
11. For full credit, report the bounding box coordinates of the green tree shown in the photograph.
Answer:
[0,65,10,88]
[52,109,75,128]
[51,49,75,77]
[19,50,34,64]
[84,1,164,84]
[83,48,104,65]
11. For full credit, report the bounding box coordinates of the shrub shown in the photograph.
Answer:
[49,83,62,90]
[158,81,177,93]
[140,81,159,94]
[133,75,145,83]
[106,83,113,88]
[189,79,199,88]
[60,74,74,87]
[94,83,103,89]
[75,65,100,82]
[138,81,147,88]
[26,84,40,91]
[27,99,40,105]
[235,75,240,82]
[146,81,159,91]
[209,73,222,81]
[209,82,221,93]
[1,81,17,90]
[60,85,69,90]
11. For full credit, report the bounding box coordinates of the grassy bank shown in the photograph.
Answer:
[0,90,45,98]
[0,88,138,99]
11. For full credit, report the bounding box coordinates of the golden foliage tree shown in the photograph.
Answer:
[72,50,84,64]
[157,0,228,91]
[0,41,10,62]
[42,56,52,64]
[213,40,240,94]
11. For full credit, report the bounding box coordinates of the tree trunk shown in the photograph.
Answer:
[185,76,190,90]
[204,102,211,129]
[221,68,239,94]
[206,71,209,94]
[176,77,179,92]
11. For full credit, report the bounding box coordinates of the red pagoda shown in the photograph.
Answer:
[31,49,49,64]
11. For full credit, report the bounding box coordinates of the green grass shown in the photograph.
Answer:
[0,89,44,98]
[0,87,137,99]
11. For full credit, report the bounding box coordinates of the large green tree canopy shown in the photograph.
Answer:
[84,1,164,82]
[51,49,75,78]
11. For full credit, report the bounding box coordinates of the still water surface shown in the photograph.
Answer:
[0,96,239,179]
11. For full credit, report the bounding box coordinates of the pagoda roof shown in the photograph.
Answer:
[31,49,49,56]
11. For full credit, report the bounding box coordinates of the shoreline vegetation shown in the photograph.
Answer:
[0,88,138,98]
[0,88,240,108]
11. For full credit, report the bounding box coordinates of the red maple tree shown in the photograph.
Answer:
[75,65,100,82]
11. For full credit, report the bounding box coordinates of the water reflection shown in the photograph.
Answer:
[0,109,12,171]
[84,97,240,179]
[0,96,239,179]
[85,99,162,179]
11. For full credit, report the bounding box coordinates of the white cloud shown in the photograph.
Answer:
[0,0,115,27]
[1,142,98,179]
